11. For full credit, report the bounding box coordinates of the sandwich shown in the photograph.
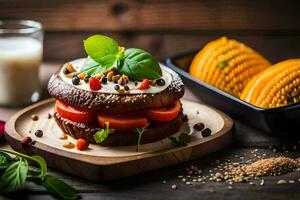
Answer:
[48,35,184,147]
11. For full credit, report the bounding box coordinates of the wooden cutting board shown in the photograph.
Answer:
[5,99,233,181]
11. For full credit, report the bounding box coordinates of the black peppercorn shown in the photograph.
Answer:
[124,85,129,91]
[35,130,43,138]
[72,76,80,85]
[114,84,120,91]
[201,128,211,137]
[101,76,107,84]
[194,122,205,131]
[63,68,70,74]
[84,75,91,83]
[156,79,165,86]
[134,81,138,86]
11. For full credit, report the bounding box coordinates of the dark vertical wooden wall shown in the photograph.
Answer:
[1,0,300,62]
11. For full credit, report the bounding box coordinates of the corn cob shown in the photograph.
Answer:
[241,59,300,108]
[189,37,271,97]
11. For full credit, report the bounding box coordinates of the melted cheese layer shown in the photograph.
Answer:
[59,58,173,94]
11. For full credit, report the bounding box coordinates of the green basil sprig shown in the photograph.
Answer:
[81,35,162,80]
[0,149,77,200]
[94,122,115,143]
[135,127,147,152]
[169,133,191,147]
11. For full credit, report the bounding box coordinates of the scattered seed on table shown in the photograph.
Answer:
[277,179,287,184]
[288,180,295,184]
[171,184,177,190]
[47,113,52,119]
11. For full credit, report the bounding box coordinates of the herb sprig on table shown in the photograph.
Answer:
[81,35,162,80]
[0,149,78,200]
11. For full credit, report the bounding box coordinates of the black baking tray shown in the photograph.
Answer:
[165,50,300,137]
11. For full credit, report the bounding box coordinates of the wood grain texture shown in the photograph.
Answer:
[1,0,300,62]
[1,0,300,31]
[4,99,233,181]
[43,32,300,62]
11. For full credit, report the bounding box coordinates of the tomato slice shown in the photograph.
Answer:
[55,101,96,123]
[146,101,181,122]
[97,112,148,131]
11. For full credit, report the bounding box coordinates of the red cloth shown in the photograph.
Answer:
[0,120,5,140]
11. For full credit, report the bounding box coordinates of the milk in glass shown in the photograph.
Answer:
[0,37,42,105]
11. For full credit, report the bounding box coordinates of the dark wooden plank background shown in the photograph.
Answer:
[1,0,300,62]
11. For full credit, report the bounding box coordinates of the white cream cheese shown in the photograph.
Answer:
[59,58,173,94]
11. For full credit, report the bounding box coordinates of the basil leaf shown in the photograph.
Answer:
[81,57,117,76]
[31,155,47,178]
[94,122,115,143]
[0,152,12,170]
[83,35,119,68]
[117,48,162,80]
[0,149,47,178]
[80,56,100,73]
[169,133,191,147]
[178,133,191,144]
[43,175,78,200]
[0,158,28,193]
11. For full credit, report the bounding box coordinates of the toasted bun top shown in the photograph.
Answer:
[48,63,184,111]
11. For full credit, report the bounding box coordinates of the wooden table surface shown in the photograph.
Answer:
[1,63,300,200]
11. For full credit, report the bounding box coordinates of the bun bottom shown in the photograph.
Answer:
[54,112,183,146]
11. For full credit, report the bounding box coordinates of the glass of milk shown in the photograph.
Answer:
[0,20,43,106]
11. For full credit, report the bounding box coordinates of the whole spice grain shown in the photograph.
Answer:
[213,157,300,183]
[171,184,177,190]
[34,130,43,138]
[277,179,287,184]
[21,136,32,145]
[112,75,121,83]
[31,114,39,121]
[193,122,205,131]
[182,114,188,122]
[107,71,114,81]
[201,128,211,137]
